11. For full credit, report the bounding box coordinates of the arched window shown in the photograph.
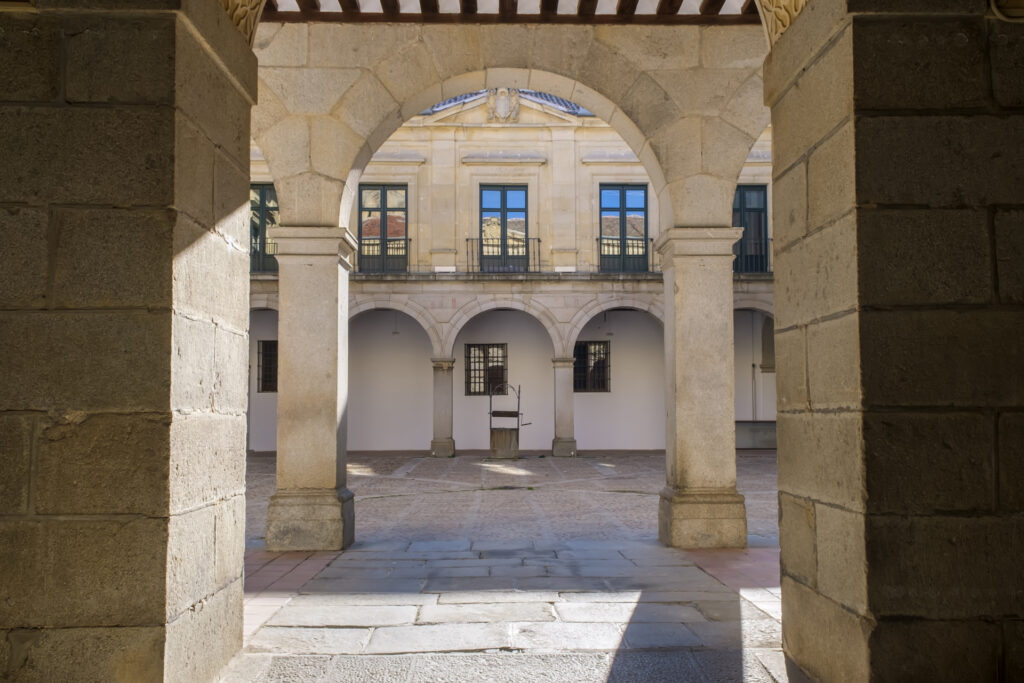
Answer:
[760,316,775,373]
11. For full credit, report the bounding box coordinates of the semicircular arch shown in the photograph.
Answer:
[442,297,563,359]
[349,296,444,357]
[563,296,664,358]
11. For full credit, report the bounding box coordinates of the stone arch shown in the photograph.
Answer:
[251,23,769,230]
[442,297,562,359]
[733,296,774,317]
[563,296,664,358]
[349,296,443,357]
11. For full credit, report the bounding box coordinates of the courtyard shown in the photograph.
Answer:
[222,451,785,681]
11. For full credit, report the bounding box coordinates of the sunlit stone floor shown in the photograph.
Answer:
[223,452,785,682]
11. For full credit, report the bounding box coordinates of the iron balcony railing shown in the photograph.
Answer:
[250,237,278,274]
[359,237,411,273]
[597,237,653,273]
[734,237,773,274]
[466,237,541,273]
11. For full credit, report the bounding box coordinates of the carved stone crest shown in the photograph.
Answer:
[486,88,521,123]
[755,0,807,46]
[219,0,268,47]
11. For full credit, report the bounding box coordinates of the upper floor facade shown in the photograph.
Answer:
[250,88,773,283]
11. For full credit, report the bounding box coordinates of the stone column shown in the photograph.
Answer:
[430,357,456,457]
[763,2,1024,679]
[0,3,255,680]
[551,357,578,457]
[656,228,746,548]
[266,228,358,551]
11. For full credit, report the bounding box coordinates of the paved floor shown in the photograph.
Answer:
[222,452,785,682]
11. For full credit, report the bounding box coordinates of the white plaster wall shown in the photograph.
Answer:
[734,309,777,422]
[452,310,555,451]
[348,310,433,451]
[248,309,278,452]
[574,310,665,451]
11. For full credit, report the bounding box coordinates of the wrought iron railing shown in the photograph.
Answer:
[359,237,410,273]
[597,237,652,273]
[250,237,278,274]
[734,237,773,274]
[466,237,540,273]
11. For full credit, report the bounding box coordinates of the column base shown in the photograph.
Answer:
[658,487,747,549]
[552,437,578,457]
[266,488,354,551]
[430,438,455,458]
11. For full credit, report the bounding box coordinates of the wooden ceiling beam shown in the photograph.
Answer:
[656,0,683,15]
[577,0,597,16]
[699,0,726,15]
[616,0,639,18]
[421,0,439,13]
[740,0,758,14]
[499,0,517,18]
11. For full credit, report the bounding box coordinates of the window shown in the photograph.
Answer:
[574,341,610,392]
[478,185,528,273]
[465,343,508,395]
[733,185,771,273]
[359,185,408,273]
[257,340,278,393]
[599,184,648,273]
[250,184,279,273]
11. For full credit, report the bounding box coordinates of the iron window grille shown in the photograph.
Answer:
[359,184,409,273]
[479,185,529,273]
[733,185,772,274]
[465,343,508,396]
[257,340,278,393]
[598,184,648,273]
[250,184,280,274]
[573,341,610,392]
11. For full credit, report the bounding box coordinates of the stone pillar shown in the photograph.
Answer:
[0,3,255,680]
[764,2,1024,679]
[656,228,746,548]
[551,357,578,457]
[266,228,357,551]
[430,357,456,457]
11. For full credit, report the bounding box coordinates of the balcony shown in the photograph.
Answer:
[466,237,541,274]
[734,237,773,275]
[250,237,278,274]
[359,237,410,274]
[597,237,652,274]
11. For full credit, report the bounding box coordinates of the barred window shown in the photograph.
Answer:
[573,341,610,392]
[257,340,278,393]
[465,343,507,396]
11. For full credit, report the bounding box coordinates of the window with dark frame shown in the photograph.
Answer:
[250,184,280,273]
[359,184,409,273]
[479,185,528,273]
[573,341,610,392]
[732,185,770,273]
[257,340,278,393]
[598,184,648,273]
[465,343,508,396]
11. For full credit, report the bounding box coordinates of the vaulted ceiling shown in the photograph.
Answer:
[261,0,760,25]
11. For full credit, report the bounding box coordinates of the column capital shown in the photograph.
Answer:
[269,226,359,268]
[654,227,743,258]
[431,357,456,370]
[552,357,575,368]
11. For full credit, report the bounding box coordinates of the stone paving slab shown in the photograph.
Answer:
[555,602,706,623]
[247,626,371,655]
[268,605,418,627]
[418,602,557,624]
[365,623,512,654]
[510,622,625,650]
[231,452,787,682]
